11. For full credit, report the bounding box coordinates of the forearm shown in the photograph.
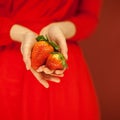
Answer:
[10,24,37,42]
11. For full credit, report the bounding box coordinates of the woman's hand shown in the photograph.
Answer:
[40,23,68,59]
[21,32,61,88]
[37,23,69,75]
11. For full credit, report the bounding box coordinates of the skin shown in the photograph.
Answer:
[10,21,76,88]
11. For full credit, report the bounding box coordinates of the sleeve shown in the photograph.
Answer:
[68,0,102,41]
[0,17,15,46]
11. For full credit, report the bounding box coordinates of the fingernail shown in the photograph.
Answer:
[63,54,68,60]
[26,65,30,70]
[56,79,60,83]
[36,69,39,72]
[36,69,42,72]
[45,84,49,88]
[65,55,68,60]
[54,78,61,83]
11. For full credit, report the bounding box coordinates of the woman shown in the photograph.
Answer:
[0,0,102,120]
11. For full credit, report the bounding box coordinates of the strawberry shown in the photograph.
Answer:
[46,52,67,70]
[31,35,59,70]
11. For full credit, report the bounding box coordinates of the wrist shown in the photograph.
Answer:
[10,24,37,42]
[53,21,76,39]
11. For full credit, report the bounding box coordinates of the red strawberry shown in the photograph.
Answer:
[46,52,67,70]
[31,35,55,70]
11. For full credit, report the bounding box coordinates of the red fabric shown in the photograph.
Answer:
[0,0,101,120]
[0,17,15,46]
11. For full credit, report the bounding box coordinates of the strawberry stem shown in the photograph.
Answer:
[36,35,60,51]
[36,35,46,41]
[59,53,68,68]
[49,41,60,51]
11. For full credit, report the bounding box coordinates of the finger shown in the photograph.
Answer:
[48,77,60,83]
[59,38,68,60]
[21,34,36,70]
[36,65,46,72]
[54,34,68,60]
[55,69,66,75]
[41,72,61,83]
[30,68,49,88]
[37,66,55,75]
[42,67,54,74]
[21,44,31,70]
[37,66,64,77]
[50,73,64,77]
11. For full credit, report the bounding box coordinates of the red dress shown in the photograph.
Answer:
[0,0,101,120]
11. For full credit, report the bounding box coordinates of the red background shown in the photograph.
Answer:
[79,0,120,120]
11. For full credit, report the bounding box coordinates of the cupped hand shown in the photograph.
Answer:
[38,23,68,75]
[20,32,61,88]
[40,23,68,59]
[20,32,36,70]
